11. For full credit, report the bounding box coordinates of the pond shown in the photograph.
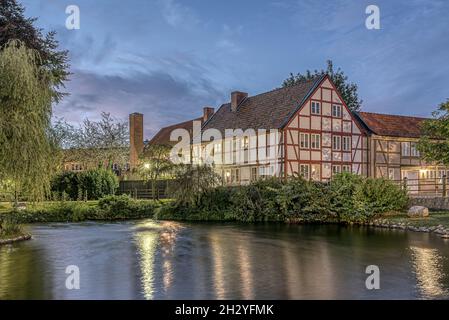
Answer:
[0,220,448,299]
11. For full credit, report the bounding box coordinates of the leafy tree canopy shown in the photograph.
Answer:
[0,0,70,102]
[0,40,55,201]
[282,60,362,112]
[418,100,449,165]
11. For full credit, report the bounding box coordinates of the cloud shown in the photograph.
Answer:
[56,67,226,139]
[159,0,199,28]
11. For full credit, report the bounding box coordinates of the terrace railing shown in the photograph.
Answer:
[394,175,449,197]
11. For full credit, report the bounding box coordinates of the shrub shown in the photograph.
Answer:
[51,168,119,200]
[276,177,332,222]
[329,173,363,221]
[0,195,157,223]
[353,177,408,220]
[0,218,24,239]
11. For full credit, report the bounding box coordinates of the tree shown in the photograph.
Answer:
[62,112,129,172]
[138,144,174,200]
[171,164,221,206]
[417,100,449,165]
[282,60,362,112]
[0,0,70,102]
[0,40,54,203]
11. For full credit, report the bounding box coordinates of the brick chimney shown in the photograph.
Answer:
[129,113,144,169]
[203,107,215,122]
[231,91,248,112]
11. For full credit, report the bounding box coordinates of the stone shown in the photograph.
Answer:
[407,206,429,218]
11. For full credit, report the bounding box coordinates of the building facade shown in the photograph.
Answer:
[149,74,446,193]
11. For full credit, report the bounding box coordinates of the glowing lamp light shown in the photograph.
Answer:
[144,163,150,169]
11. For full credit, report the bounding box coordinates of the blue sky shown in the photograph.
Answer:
[22,0,449,138]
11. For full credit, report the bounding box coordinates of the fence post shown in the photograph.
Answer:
[403,177,408,192]
[443,175,447,197]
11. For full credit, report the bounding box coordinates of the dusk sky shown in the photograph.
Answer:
[22,0,449,138]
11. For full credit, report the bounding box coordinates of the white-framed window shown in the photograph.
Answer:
[401,142,411,157]
[231,168,240,184]
[332,105,342,117]
[342,136,351,151]
[411,142,420,157]
[332,136,341,150]
[311,101,321,115]
[311,164,321,181]
[332,165,342,175]
[342,165,351,173]
[300,133,309,149]
[300,164,310,179]
[311,134,321,149]
[251,167,258,181]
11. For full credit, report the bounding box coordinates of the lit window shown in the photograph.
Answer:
[311,101,321,115]
[342,136,351,151]
[300,164,310,180]
[332,105,342,117]
[311,134,321,149]
[311,164,321,181]
[300,133,309,149]
[332,136,341,150]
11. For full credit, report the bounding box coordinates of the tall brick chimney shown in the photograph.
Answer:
[129,113,144,169]
[203,107,215,122]
[231,91,248,112]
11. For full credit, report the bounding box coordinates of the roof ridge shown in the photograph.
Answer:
[358,111,430,120]
[245,76,321,101]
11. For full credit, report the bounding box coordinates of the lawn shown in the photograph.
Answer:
[385,211,449,228]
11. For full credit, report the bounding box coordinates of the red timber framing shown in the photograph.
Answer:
[282,75,369,181]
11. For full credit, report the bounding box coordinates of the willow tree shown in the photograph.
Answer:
[0,40,54,203]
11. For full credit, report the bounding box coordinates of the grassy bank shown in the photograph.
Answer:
[0,219,29,243]
[384,211,449,229]
[0,195,167,224]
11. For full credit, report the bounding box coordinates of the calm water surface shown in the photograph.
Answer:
[0,220,448,299]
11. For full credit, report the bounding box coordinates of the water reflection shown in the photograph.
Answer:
[0,222,448,299]
[409,246,449,298]
[133,221,182,299]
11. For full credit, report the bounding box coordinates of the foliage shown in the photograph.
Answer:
[0,196,158,223]
[138,144,174,200]
[282,60,362,112]
[0,0,70,102]
[51,168,119,200]
[60,112,129,172]
[170,164,222,206]
[0,218,24,239]
[0,40,54,202]
[352,177,408,220]
[159,173,408,223]
[276,177,332,222]
[417,100,449,165]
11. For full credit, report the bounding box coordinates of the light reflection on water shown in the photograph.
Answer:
[409,246,449,298]
[0,221,449,299]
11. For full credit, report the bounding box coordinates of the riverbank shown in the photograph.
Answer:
[369,211,449,239]
[0,196,164,224]
[0,219,31,245]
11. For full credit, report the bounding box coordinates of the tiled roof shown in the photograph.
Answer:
[202,76,323,134]
[356,112,428,138]
[149,117,203,146]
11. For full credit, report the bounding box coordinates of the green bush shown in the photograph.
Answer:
[276,177,332,222]
[51,169,119,200]
[0,195,157,223]
[0,218,24,239]
[160,173,409,224]
[353,177,408,220]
